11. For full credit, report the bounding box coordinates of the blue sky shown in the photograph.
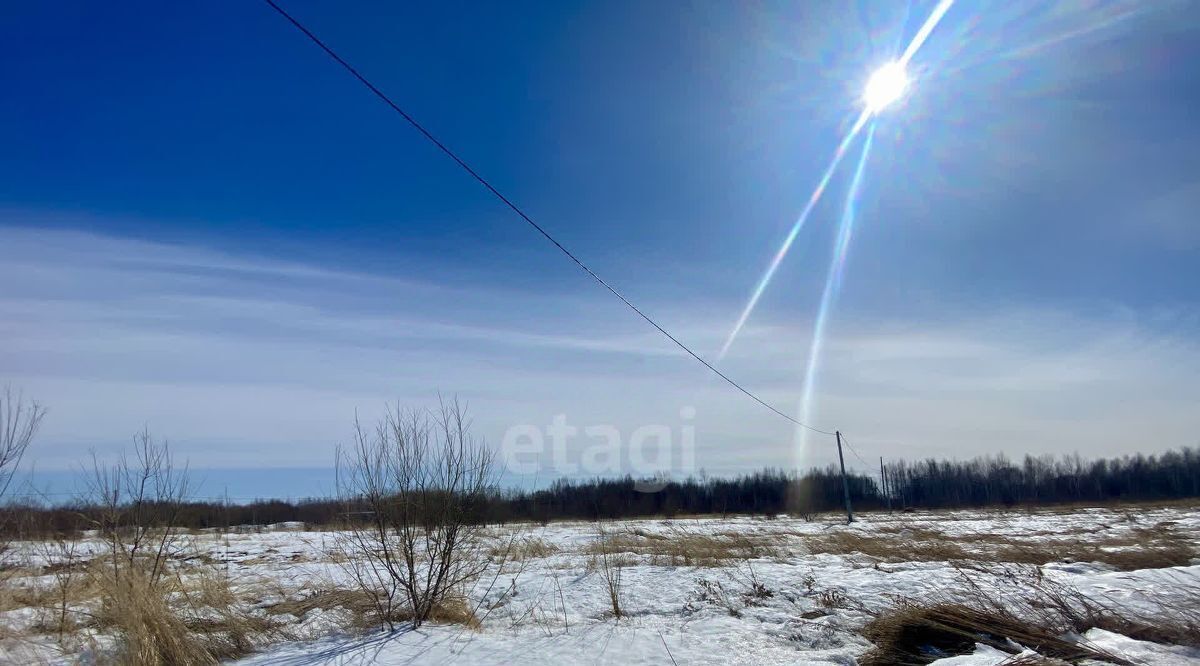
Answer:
[2,1,1198,498]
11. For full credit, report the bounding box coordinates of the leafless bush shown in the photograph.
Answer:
[336,397,497,630]
[0,387,45,564]
[86,428,191,587]
[35,528,89,643]
[0,386,44,501]
[594,525,625,620]
[80,429,243,665]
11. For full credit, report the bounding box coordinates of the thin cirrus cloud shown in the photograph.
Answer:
[1,224,1197,481]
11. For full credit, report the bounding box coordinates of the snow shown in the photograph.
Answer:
[927,644,1025,666]
[3,506,1199,664]
[1084,628,1200,665]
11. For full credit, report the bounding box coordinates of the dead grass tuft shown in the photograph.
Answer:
[493,537,558,561]
[266,587,381,628]
[860,562,1200,665]
[859,602,1125,666]
[96,568,218,666]
[997,655,1071,666]
[806,530,971,562]
[996,525,1196,571]
[587,527,777,567]
[266,587,480,631]
[807,522,1197,571]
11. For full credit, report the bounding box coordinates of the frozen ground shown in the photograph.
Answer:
[2,505,1199,664]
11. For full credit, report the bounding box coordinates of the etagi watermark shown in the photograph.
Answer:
[501,407,696,492]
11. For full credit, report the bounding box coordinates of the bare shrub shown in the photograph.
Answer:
[0,387,45,565]
[594,526,625,620]
[336,397,498,630]
[86,428,192,586]
[80,429,272,664]
[0,386,44,501]
[34,527,90,642]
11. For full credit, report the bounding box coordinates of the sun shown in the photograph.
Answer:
[863,61,908,113]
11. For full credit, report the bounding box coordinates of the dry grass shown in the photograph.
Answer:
[994,525,1196,571]
[998,655,1071,666]
[587,527,778,567]
[95,567,218,666]
[806,521,1197,571]
[860,562,1200,665]
[859,602,1126,666]
[806,531,970,563]
[424,596,482,629]
[492,537,558,562]
[266,586,480,631]
[266,587,387,630]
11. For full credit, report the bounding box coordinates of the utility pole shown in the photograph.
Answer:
[881,456,891,512]
[836,431,853,524]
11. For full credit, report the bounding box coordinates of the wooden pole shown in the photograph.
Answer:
[881,456,892,512]
[836,431,853,524]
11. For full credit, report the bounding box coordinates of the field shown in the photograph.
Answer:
[2,505,1199,665]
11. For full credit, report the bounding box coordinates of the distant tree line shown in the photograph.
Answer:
[4,447,1197,535]
[883,448,1200,509]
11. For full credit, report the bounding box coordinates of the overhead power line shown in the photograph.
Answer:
[839,433,871,468]
[262,0,836,436]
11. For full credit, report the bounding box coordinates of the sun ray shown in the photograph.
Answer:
[795,122,876,461]
[716,109,870,361]
[900,0,956,65]
[717,0,956,362]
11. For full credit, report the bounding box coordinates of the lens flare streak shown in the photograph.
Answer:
[716,108,871,361]
[718,0,955,362]
[796,123,876,454]
[901,0,956,65]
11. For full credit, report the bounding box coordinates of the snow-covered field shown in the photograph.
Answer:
[3,505,1199,664]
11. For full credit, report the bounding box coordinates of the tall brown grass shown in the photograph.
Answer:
[859,562,1200,665]
[587,526,778,567]
[807,522,1197,571]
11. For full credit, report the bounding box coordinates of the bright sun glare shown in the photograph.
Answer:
[863,61,908,113]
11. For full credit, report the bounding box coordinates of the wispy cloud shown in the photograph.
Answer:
[2,225,1196,477]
